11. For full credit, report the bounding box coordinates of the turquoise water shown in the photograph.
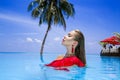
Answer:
[0,52,120,80]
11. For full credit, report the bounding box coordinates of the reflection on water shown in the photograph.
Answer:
[39,65,86,80]
[100,56,120,80]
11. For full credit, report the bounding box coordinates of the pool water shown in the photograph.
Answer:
[0,52,120,80]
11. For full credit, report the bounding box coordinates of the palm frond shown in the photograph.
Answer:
[27,1,39,11]
[32,8,40,17]
[60,0,75,18]
[113,32,120,38]
[58,8,66,30]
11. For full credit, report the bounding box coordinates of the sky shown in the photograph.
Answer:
[0,0,120,54]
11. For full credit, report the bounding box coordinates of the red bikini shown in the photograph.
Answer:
[45,56,85,67]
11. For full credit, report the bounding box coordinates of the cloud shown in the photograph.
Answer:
[14,32,39,35]
[34,38,42,43]
[54,37,61,41]
[0,13,37,25]
[26,37,42,43]
[86,41,100,49]
[87,41,97,46]
[26,37,33,42]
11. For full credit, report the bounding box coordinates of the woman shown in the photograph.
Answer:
[46,29,86,68]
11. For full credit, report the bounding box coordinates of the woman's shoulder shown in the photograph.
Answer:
[56,54,64,60]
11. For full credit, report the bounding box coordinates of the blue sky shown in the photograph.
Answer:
[0,0,120,54]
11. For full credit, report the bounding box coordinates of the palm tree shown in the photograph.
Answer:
[28,0,75,62]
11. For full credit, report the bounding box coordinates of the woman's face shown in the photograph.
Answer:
[62,31,77,46]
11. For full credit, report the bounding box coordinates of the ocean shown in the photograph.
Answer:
[0,52,120,80]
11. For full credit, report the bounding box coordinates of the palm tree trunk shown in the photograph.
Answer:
[40,27,50,62]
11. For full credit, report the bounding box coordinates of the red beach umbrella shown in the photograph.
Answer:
[100,36,120,45]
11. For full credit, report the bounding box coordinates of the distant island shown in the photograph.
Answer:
[99,32,120,57]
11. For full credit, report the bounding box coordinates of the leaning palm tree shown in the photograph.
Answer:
[28,0,75,62]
